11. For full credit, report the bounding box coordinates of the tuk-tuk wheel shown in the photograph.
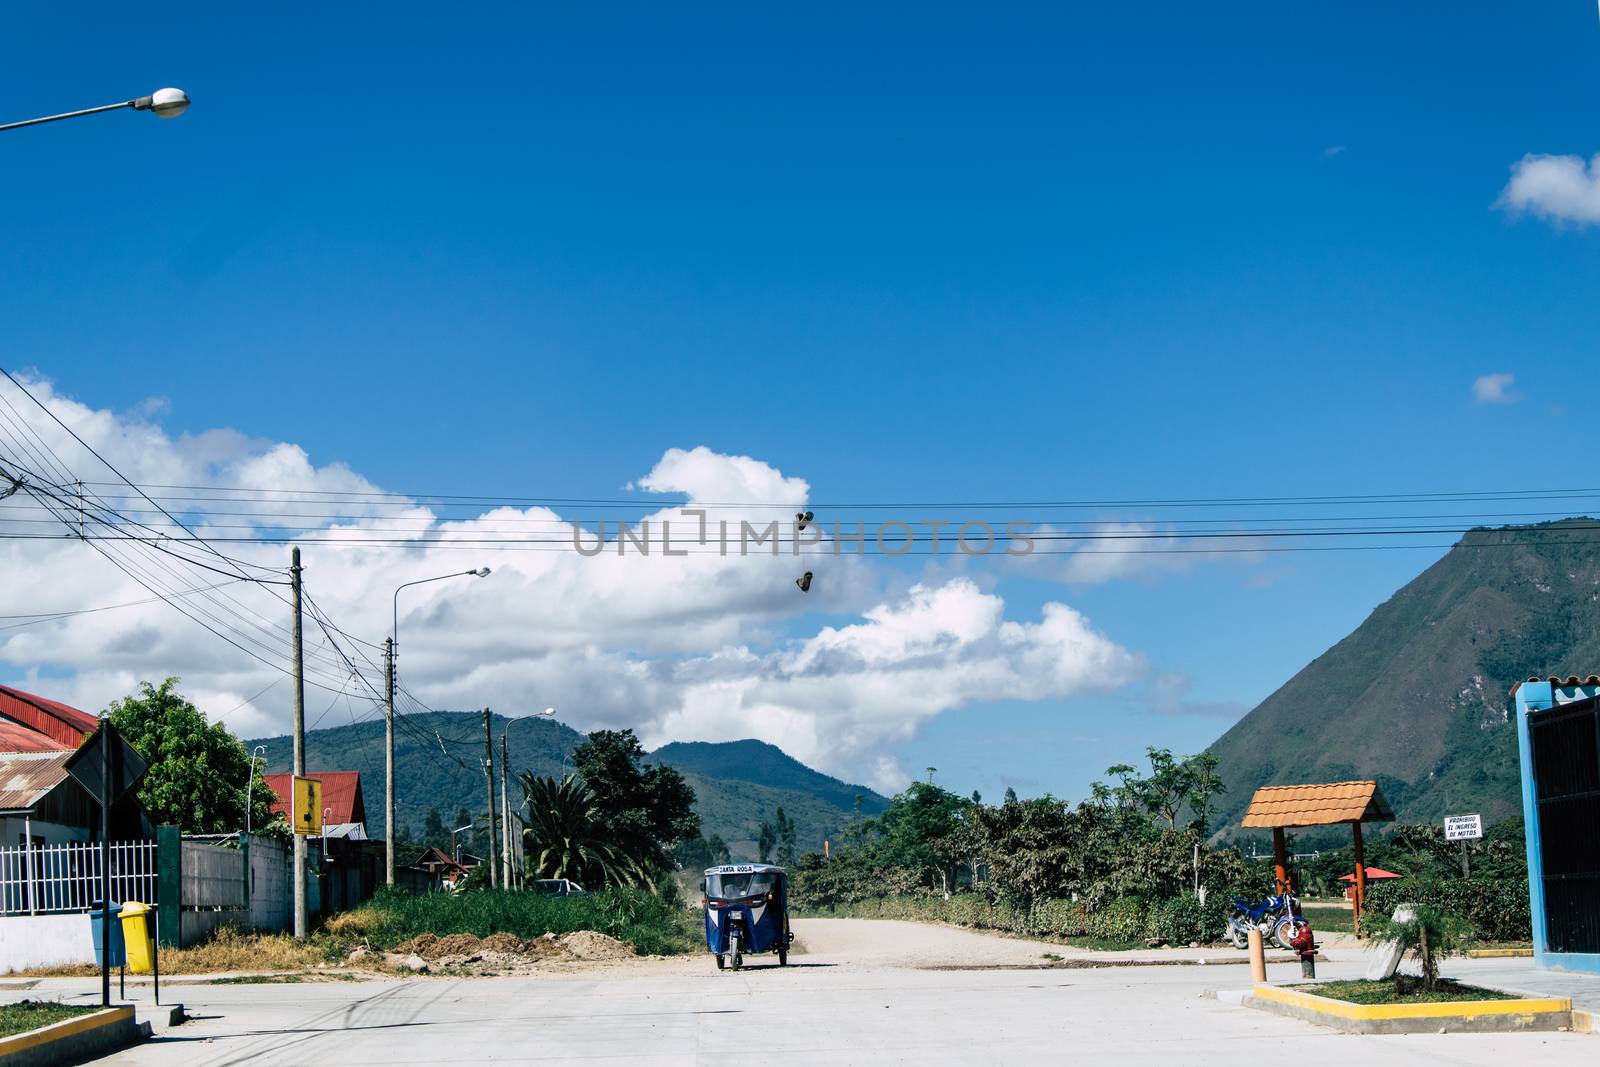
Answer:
[715,953,725,970]
[778,947,788,966]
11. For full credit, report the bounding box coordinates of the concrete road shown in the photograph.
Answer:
[10,919,1593,1066]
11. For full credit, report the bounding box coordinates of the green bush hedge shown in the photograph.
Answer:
[797,890,1227,945]
[338,886,700,956]
[1363,877,1530,942]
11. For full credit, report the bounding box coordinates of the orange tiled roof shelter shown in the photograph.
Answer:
[1242,780,1394,829]
[1241,780,1394,933]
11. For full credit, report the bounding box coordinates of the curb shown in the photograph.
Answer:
[1466,948,1535,958]
[1244,983,1572,1035]
[0,1006,149,1067]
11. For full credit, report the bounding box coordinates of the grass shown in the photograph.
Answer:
[1296,978,1517,1005]
[326,887,700,957]
[0,1001,100,1039]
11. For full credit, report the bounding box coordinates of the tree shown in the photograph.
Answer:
[970,790,983,806]
[1366,904,1467,993]
[1003,786,1019,805]
[422,807,448,851]
[876,782,974,891]
[570,729,700,875]
[676,833,732,871]
[757,820,777,863]
[1105,747,1225,832]
[106,678,279,835]
[519,773,648,888]
[774,806,797,864]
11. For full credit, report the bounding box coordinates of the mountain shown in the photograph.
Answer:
[650,739,886,815]
[247,713,888,862]
[1207,520,1600,840]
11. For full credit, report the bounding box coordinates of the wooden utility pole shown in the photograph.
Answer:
[291,547,307,939]
[1271,826,1289,897]
[384,637,396,885]
[483,708,499,889]
[1351,820,1367,935]
[499,732,513,888]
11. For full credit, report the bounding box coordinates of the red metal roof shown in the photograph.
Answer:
[262,771,366,826]
[0,718,70,753]
[0,684,98,748]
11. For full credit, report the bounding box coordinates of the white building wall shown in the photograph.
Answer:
[0,912,99,973]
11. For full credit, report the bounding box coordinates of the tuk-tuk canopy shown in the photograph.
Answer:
[703,864,785,901]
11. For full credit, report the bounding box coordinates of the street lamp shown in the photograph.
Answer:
[245,744,266,837]
[384,567,491,885]
[1,88,190,133]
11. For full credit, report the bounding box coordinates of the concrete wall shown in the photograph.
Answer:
[0,912,97,974]
[248,836,291,933]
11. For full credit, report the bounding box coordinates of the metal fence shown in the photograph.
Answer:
[0,840,159,916]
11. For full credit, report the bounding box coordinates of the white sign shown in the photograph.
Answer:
[1444,813,1483,841]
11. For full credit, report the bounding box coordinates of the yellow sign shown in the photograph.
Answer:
[292,776,323,835]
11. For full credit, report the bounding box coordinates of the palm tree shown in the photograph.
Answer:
[518,773,651,890]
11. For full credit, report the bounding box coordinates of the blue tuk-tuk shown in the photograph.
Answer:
[702,863,791,970]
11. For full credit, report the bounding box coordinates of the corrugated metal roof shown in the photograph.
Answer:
[1240,780,1394,829]
[0,719,70,753]
[0,684,97,747]
[0,750,73,810]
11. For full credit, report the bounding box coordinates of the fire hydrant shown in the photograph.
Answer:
[1289,922,1317,978]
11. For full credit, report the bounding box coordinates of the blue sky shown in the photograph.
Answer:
[4,4,1600,801]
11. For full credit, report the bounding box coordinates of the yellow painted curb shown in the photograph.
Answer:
[0,1006,133,1057]
[1572,1009,1595,1035]
[1253,984,1569,1021]
[1466,948,1534,958]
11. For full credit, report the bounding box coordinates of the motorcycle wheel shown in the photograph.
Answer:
[1227,923,1247,950]
[731,940,743,970]
[715,953,725,971]
[778,946,788,966]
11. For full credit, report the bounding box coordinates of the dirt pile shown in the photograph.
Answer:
[557,931,635,961]
[374,930,632,974]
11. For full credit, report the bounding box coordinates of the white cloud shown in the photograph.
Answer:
[1498,152,1600,225]
[1323,145,1346,158]
[0,377,1141,787]
[1472,372,1517,405]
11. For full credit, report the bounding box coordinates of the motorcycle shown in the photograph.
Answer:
[1226,893,1308,950]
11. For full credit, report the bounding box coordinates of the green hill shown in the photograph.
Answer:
[248,713,887,863]
[1207,519,1600,841]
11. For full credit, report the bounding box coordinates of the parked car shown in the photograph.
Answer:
[533,878,585,896]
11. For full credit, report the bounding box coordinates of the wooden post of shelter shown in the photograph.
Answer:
[1241,780,1393,937]
[1350,820,1367,934]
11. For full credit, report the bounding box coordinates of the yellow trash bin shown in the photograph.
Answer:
[119,901,156,975]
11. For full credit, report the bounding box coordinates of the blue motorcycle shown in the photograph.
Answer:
[1226,893,1306,950]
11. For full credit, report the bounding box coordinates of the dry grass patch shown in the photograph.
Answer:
[12,927,331,978]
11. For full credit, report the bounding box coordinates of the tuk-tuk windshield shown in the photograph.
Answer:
[705,871,777,900]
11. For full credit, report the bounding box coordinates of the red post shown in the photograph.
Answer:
[1271,827,1290,896]
[1351,820,1367,935]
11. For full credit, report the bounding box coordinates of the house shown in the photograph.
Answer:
[0,685,143,849]
[411,846,475,890]
[0,684,97,752]
[261,771,367,839]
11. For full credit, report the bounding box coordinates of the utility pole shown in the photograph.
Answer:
[384,637,396,885]
[291,547,307,939]
[482,708,499,889]
[499,732,513,889]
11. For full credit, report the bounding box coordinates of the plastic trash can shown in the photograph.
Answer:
[119,901,156,974]
[88,902,126,969]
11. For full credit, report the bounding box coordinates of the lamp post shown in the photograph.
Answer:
[245,744,266,837]
[1,88,190,133]
[385,567,491,885]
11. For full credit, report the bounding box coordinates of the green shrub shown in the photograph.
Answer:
[338,886,699,956]
[1147,894,1224,944]
[1085,897,1146,941]
[1363,877,1530,942]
